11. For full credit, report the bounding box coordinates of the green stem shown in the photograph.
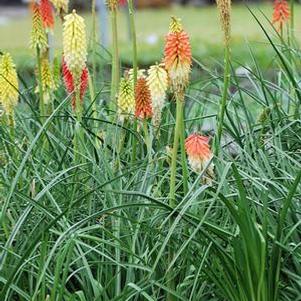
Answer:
[131,119,138,164]
[110,8,120,104]
[73,89,83,163]
[36,46,45,121]
[88,75,99,148]
[167,98,183,301]
[179,97,188,195]
[214,44,231,156]
[91,0,98,91]
[127,0,138,85]
[169,97,183,208]
[143,119,151,163]
[128,0,138,163]
[8,114,15,138]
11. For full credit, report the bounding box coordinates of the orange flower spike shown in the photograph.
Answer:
[185,134,213,173]
[272,0,290,31]
[164,16,192,94]
[40,0,55,31]
[135,78,152,120]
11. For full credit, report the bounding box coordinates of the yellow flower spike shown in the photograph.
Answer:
[0,53,19,125]
[63,9,87,81]
[147,64,168,128]
[35,56,55,104]
[117,77,135,122]
[50,0,69,13]
[169,16,183,33]
[107,0,118,11]
[30,2,48,52]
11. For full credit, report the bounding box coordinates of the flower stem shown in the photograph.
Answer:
[143,119,151,163]
[36,46,45,121]
[73,89,83,163]
[110,7,120,104]
[92,0,97,75]
[127,0,138,85]
[214,44,231,156]
[167,98,183,301]
[128,0,138,164]
[169,97,183,207]
[178,96,188,195]
[131,118,138,164]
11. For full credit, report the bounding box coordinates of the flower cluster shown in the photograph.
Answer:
[62,59,88,110]
[0,53,19,125]
[107,0,119,11]
[185,133,214,183]
[164,17,192,95]
[147,64,168,128]
[62,10,88,109]
[50,0,69,13]
[30,2,48,51]
[36,56,56,103]
[117,76,135,122]
[216,0,231,44]
[40,0,55,31]
[135,78,153,120]
[272,0,290,31]
[63,10,87,79]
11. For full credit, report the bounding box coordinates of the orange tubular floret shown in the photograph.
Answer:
[272,0,290,30]
[40,0,55,30]
[164,31,192,71]
[164,18,192,93]
[135,78,152,120]
[185,134,212,161]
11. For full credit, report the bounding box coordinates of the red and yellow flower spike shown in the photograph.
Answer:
[135,77,152,120]
[62,59,88,110]
[63,9,87,81]
[272,0,290,31]
[147,63,168,127]
[164,16,191,95]
[117,76,135,122]
[185,133,214,183]
[0,53,19,126]
[40,0,55,31]
[30,2,48,51]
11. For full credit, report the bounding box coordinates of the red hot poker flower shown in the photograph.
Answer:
[164,17,192,94]
[40,0,55,30]
[185,133,214,175]
[62,59,88,110]
[272,0,290,31]
[135,78,152,120]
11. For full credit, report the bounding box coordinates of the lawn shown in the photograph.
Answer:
[0,4,284,68]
